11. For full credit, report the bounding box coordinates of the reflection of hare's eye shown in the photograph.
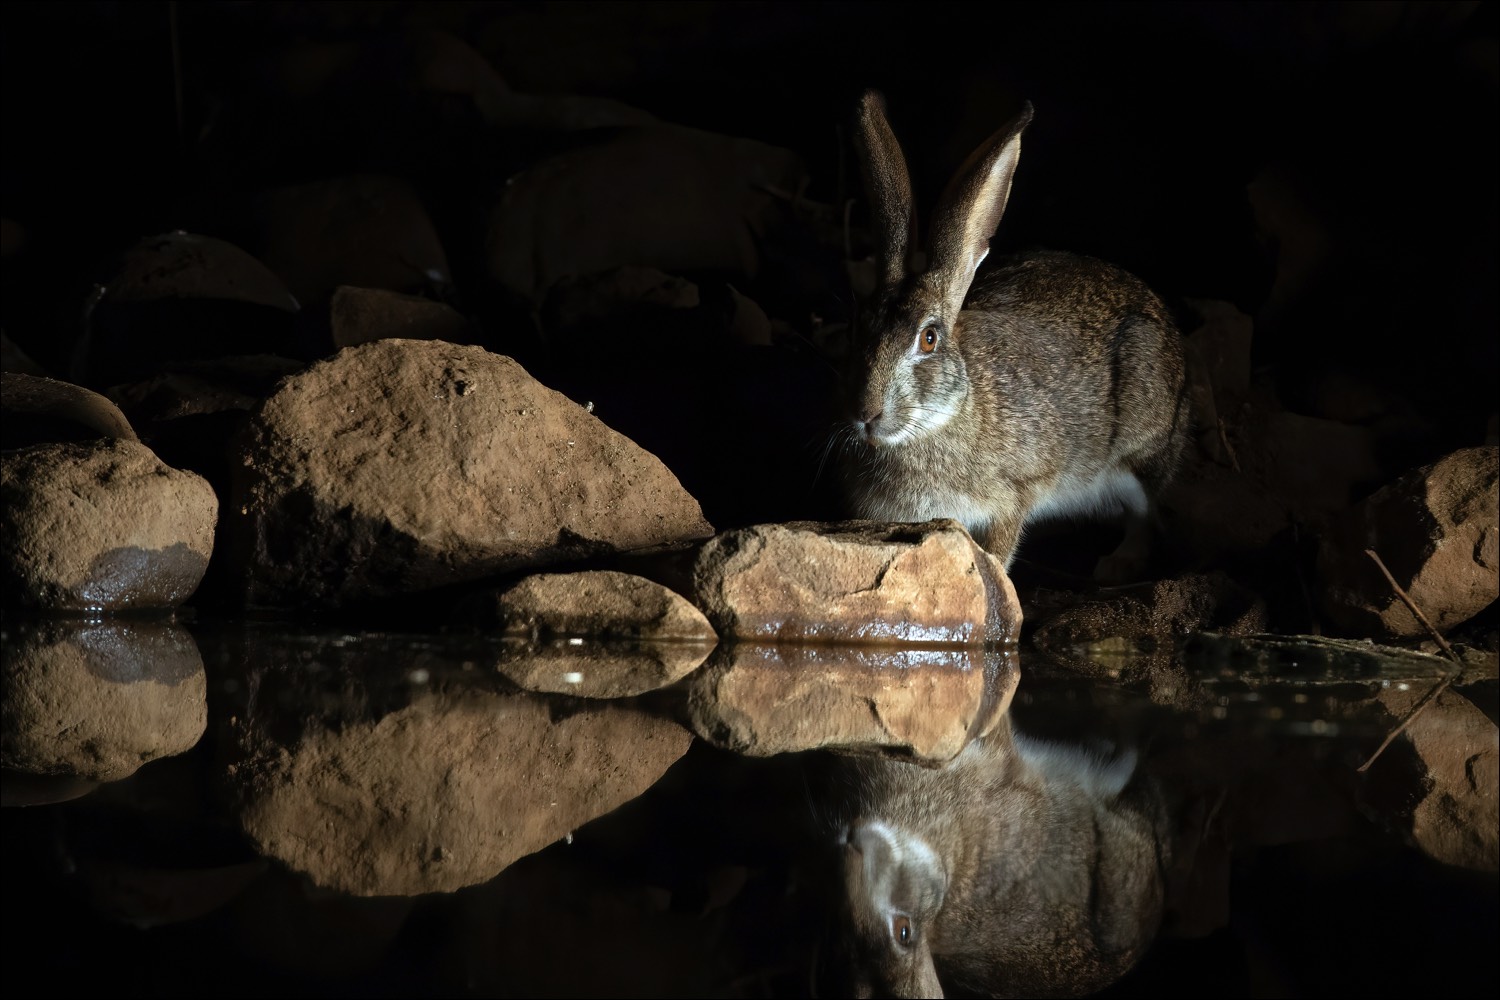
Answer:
[893,914,913,946]
[917,325,938,353]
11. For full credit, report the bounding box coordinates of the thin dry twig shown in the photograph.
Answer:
[1355,548,1464,773]
[1216,417,1241,473]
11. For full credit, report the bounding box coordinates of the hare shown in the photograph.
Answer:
[839,92,1189,582]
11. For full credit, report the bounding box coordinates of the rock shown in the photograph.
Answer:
[99,231,300,312]
[329,286,476,349]
[684,643,1017,763]
[231,340,713,607]
[2,439,217,611]
[539,266,700,334]
[2,372,137,448]
[458,570,715,641]
[246,174,452,308]
[1,333,49,377]
[1362,685,1498,872]
[684,520,1021,645]
[227,684,692,896]
[486,124,804,301]
[1182,299,1254,414]
[0,618,207,782]
[1257,410,1383,516]
[1318,446,1499,637]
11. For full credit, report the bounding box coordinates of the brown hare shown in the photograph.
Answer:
[839,92,1189,582]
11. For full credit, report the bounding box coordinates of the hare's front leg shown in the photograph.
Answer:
[974,516,1023,572]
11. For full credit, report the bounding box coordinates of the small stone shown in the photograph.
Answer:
[329,286,476,348]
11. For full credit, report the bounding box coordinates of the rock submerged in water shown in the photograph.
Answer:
[1318,446,1498,638]
[230,339,714,608]
[0,618,207,783]
[683,519,1022,645]
[1,438,218,611]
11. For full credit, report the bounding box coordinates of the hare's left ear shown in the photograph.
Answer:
[853,90,916,290]
[926,102,1034,316]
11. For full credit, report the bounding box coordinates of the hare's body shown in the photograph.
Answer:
[841,93,1188,579]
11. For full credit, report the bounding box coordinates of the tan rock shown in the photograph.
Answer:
[228,685,692,896]
[684,643,1017,763]
[1,439,217,610]
[0,619,207,782]
[1318,446,1499,637]
[329,285,475,348]
[231,340,713,607]
[687,520,1021,645]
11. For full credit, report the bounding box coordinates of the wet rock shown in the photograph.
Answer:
[246,174,452,307]
[1318,446,1499,638]
[1362,685,1498,872]
[684,644,1017,763]
[232,339,713,607]
[2,439,217,611]
[329,286,475,348]
[685,520,1021,645]
[228,686,692,896]
[458,570,715,641]
[1031,572,1269,661]
[0,618,207,782]
[2,372,137,449]
[489,639,715,699]
[486,124,804,301]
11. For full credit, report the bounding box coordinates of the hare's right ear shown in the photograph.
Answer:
[853,90,915,289]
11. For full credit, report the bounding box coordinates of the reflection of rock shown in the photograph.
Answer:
[458,570,715,641]
[1,440,217,610]
[1363,685,1498,873]
[0,619,206,781]
[1319,446,1499,638]
[685,644,1016,763]
[329,285,476,348]
[231,340,713,607]
[489,639,715,699]
[227,675,692,895]
[687,520,1021,644]
[2,372,137,449]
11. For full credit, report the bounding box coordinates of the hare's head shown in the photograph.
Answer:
[846,92,1033,448]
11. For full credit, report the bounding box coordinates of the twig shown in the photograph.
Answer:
[1216,417,1241,473]
[1355,548,1463,773]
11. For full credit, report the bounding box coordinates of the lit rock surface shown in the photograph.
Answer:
[0,618,207,782]
[684,643,1017,763]
[1318,446,1499,637]
[228,687,692,896]
[687,519,1021,644]
[231,340,713,607]
[1,439,217,611]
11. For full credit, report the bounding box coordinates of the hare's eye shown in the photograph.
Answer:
[917,325,938,354]
[893,914,913,946]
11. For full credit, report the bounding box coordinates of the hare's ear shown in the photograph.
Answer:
[927,102,1034,315]
[853,90,915,289]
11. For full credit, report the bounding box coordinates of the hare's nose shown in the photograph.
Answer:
[859,408,883,427]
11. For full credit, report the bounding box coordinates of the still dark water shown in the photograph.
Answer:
[2,617,1495,998]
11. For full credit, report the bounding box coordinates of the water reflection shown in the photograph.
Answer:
[0,619,1493,997]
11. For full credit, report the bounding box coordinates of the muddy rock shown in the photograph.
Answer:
[684,644,1017,763]
[486,124,804,301]
[685,520,1021,644]
[247,174,452,307]
[1031,572,1269,656]
[228,686,692,896]
[1318,446,1499,637]
[2,439,217,610]
[1362,685,1498,872]
[0,618,207,782]
[232,340,713,607]
[2,372,137,449]
[458,570,715,642]
[329,286,476,349]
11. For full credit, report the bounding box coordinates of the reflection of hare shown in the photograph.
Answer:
[838,92,1189,582]
[816,721,1169,997]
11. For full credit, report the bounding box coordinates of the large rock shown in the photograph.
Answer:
[2,372,138,449]
[1318,446,1498,637]
[1,619,207,782]
[2,439,218,610]
[227,685,692,896]
[684,644,1017,764]
[684,520,1021,645]
[231,340,713,607]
